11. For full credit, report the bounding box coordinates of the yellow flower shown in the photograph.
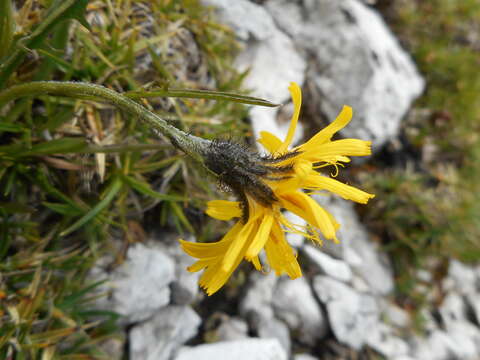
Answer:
[180,82,374,295]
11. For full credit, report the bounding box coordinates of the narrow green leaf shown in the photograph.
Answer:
[125,88,280,108]
[0,121,24,133]
[17,137,87,157]
[35,168,83,210]
[121,174,184,201]
[0,216,13,259]
[29,326,77,344]
[37,48,73,72]
[59,280,108,309]
[60,178,122,237]
[43,202,83,216]
[0,202,35,214]
[0,0,15,60]
[170,202,195,233]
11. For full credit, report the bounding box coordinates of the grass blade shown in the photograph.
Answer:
[60,177,122,237]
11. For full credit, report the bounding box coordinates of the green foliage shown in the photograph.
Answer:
[0,0,15,60]
[0,0,250,357]
[0,0,90,87]
[362,0,480,311]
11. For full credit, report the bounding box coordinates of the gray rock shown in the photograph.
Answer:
[316,196,394,295]
[130,305,201,360]
[240,272,278,323]
[443,259,477,295]
[216,317,249,342]
[174,339,288,360]
[466,292,480,325]
[294,354,318,360]
[313,276,379,349]
[153,234,200,305]
[272,277,328,345]
[91,243,175,324]
[444,321,480,359]
[439,292,467,326]
[412,321,480,360]
[257,317,291,354]
[366,323,409,358]
[416,269,433,283]
[350,274,371,293]
[284,211,306,249]
[202,0,306,145]
[302,244,353,282]
[98,337,125,360]
[383,301,411,329]
[411,331,455,360]
[418,308,439,333]
[266,0,424,150]
[239,272,291,353]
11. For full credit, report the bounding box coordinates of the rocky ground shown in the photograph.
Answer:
[89,1,480,359]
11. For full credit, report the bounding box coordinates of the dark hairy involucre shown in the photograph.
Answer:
[204,139,299,222]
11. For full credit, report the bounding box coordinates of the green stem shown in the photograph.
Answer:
[0,81,210,164]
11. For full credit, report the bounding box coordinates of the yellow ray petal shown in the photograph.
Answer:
[301,106,353,147]
[251,256,262,271]
[201,236,252,295]
[302,139,372,161]
[278,82,302,153]
[206,200,242,220]
[179,221,243,258]
[258,131,283,154]
[221,214,259,273]
[279,191,337,241]
[265,221,302,278]
[187,259,212,272]
[294,159,313,180]
[245,212,274,260]
[305,174,375,204]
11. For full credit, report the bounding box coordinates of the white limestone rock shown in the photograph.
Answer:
[152,233,200,305]
[316,195,394,295]
[383,301,411,329]
[91,242,175,324]
[257,317,291,354]
[443,259,478,295]
[302,244,353,283]
[240,271,278,323]
[202,0,306,144]
[412,323,480,360]
[313,276,379,349]
[239,272,291,353]
[444,321,480,360]
[410,331,455,360]
[466,292,480,325]
[216,317,249,342]
[366,323,409,358]
[272,277,328,345]
[266,0,424,150]
[174,339,288,360]
[130,305,201,360]
[284,210,306,249]
[294,355,319,360]
[439,292,467,326]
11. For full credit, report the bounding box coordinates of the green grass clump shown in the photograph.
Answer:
[361,0,480,311]
[0,0,249,357]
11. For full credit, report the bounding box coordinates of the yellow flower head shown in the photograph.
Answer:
[180,82,374,295]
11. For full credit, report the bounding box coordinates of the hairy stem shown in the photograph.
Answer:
[0,81,210,164]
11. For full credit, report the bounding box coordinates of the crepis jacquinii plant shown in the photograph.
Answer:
[0,81,374,296]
